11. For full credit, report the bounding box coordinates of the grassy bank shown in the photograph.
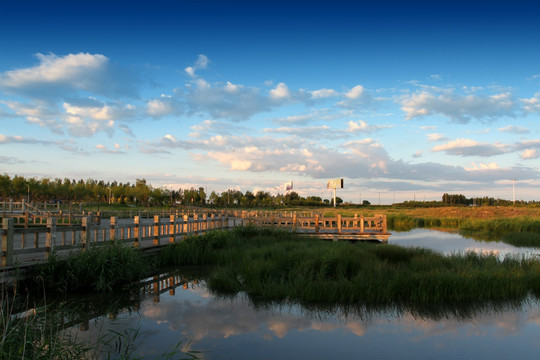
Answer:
[160,227,540,305]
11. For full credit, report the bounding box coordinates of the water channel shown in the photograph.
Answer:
[60,229,540,359]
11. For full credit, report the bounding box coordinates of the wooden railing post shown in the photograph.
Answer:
[110,216,117,241]
[183,215,189,237]
[315,214,319,234]
[337,214,342,233]
[169,215,175,243]
[200,214,206,232]
[360,216,365,233]
[81,217,90,250]
[133,216,140,247]
[193,214,199,235]
[1,218,14,267]
[153,215,160,245]
[46,217,57,259]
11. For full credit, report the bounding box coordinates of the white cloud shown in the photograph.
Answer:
[345,85,365,99]
[337,84,372,108]
[147,97,178,117]
[522,93,540,113]
[184,54,209,77]
[521,149,538,159]
[0,52,137,99]
[310,88,338,98]
[401,87,516,123]
[498,125,530,134]
[432,138,507,157]
[465,162,500,171]
[270,82,291,100]
[427,133,448,142]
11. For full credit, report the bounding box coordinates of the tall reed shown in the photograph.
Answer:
[160,227,540,305]
[32,241,156,293]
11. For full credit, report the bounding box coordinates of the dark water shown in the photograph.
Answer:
[68,229,540,359]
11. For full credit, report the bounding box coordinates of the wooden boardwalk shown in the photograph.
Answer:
[1,207,390,282]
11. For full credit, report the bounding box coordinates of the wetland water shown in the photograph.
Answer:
[69,229,540,359]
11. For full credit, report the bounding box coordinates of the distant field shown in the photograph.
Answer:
[321,206,540,220]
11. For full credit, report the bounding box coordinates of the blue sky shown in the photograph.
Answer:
[1,0,539,204]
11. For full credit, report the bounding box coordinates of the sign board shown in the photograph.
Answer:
[326,178,344,189]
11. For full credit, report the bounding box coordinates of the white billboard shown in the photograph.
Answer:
[326,178,344,189]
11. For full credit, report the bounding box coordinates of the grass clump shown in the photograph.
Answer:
[160,226,540,305]
[32,241,155,293]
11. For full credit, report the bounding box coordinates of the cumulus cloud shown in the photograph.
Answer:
[499,125,530,134]
[432,138,507,157]
[521,149,538,159]
[400,87,516,123]
[337,84,373,108]
[184,54,209,78]
[310,88,338,98]
[183,78,273,121]
[269,82,291,100]
[0,52,138,99]
[522,93,540,114]
[426,133,448,142]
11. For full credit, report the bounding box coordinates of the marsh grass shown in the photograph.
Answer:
[502,232,540,248]
[160,226,540,305]
[32,241,156,293]
[0,287,91,359]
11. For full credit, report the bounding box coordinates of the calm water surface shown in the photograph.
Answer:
[74,229,540,359]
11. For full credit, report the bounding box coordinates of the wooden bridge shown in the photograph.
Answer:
[1,203,390,281]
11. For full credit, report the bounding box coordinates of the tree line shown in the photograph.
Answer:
[0,174,340,207]
[1,174,536,208]
[441,193,535,206]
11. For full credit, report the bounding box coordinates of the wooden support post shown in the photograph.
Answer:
[183,215,189,238]
[203,214,208,232]
[133,216,140,247]
[315,214,319,234]
[110,216,116,241]
[153,215,160,246]
[360,216,364,233]
[46,217,57,259]
[169,215,175,243]
[337,214,342,233]
[193,214,199,235]
[81,217,90,250]
[1,218,14,267]
[293,213,297,231]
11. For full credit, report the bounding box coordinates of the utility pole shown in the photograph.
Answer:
[513,179,516,205]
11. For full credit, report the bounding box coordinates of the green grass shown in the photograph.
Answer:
[31,241,156,293]
[387,214,540,233]
[160,226,540,305]
[502,232,540,248]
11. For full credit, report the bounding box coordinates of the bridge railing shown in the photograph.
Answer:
[1,211,388,270]
[1,213,239,268]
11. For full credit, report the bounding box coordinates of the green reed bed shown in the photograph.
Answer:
[160,227,540,305]
[387,213,540,239]
[501,232,540,248]
[31,241,156,293]
[0,293,90,359]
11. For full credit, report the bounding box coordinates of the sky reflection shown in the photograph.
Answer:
[72,276,540,360]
